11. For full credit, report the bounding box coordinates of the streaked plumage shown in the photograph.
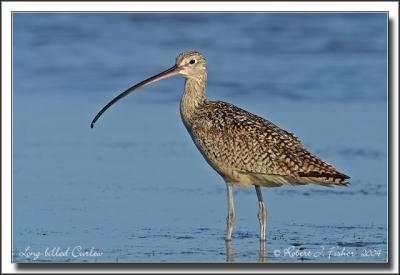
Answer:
[177,51,349,188]
[91,50,350,243]
[189,100,349,187]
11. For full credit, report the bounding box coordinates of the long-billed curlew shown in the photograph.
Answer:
[91,51,349,242]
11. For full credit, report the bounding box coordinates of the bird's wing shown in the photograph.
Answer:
[191,101,349,185]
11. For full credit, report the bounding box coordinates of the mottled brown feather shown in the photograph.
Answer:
[189,100,349,187]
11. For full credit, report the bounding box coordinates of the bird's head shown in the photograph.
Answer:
[90,51,206,128]
[175,51,207,80]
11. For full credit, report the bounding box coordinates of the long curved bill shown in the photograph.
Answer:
[91,65,180,128]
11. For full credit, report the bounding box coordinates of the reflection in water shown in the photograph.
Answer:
[225,240,266,263]
[259,241,266,263]
[225,240,235,262]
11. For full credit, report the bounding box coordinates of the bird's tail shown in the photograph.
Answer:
[246,171,350,188]
[297,171,350,186]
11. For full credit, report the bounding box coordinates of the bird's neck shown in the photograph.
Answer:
[180,76,207,128]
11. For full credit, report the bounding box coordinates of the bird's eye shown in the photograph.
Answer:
[189,59,196,64]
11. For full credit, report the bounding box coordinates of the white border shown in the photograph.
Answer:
[1,1,398,274]
[0,1,398,12]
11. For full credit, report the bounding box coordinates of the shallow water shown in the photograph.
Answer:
[12,13,387,262]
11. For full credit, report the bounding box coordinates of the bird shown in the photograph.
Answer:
[91,51,350,242]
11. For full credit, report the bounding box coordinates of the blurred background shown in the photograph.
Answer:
[12,13,387,262]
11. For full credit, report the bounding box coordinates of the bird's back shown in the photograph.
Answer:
[188,101,349,187]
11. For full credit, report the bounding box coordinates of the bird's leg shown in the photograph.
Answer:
[225,183,235,241]
[255,185,266,241]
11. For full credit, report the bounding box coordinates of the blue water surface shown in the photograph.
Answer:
[12,13,387,262]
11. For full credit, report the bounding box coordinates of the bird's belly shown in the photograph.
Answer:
[182,115,265,188]
[189,136,254,187]
[211,161,254,187]
[185,126,289,188]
